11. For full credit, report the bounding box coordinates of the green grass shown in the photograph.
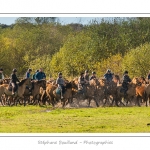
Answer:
[0,106,150,133]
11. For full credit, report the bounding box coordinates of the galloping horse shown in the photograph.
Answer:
[1,78,31,106]
[24,79,46,106]
[72,78,100,107]
[134,77,148,107]
[46,82,73,108]
[116,77,138,106]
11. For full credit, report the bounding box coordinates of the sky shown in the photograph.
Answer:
[0,17,104,25]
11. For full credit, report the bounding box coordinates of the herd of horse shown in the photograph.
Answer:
[0,75,150,108]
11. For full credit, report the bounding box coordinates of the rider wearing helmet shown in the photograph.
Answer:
[84,70,89,81]
[122,71,131,95]
[35,68,46,80]
[84,70,90,85]
[32,70,39,80]
[147,70,150,84]
[25,68,32,79]
[78,72,87,89]
[104,69,113,82]
[90,71,96,80]
[0,68,4,84]
[10,68,20,95]
[25,68,33,93]
[56,72,65,99]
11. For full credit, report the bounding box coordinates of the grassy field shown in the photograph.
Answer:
[0,106,150,133]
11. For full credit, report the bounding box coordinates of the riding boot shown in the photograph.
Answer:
[60,91,63,99]
[12,88,15,95]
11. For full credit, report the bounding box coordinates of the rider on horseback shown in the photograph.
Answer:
[32,70,39,80]
[90,71,97,80]
[78,72,87,91]
[0,68,4,84]
[104,69,113,83]
[25,68,32,93]
[84,70,90,82]
[122,71,131,96]
[10,68,20,95]
[56,72,65,99]
[35,68,46,80]
[25,68,32,79]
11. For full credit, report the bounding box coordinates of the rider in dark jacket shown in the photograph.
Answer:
[32,70,39,80]
[56,72,65,99]
[104,69,113,82]
[84,70,89,82]
[122,71,131,95]
[90,72,97,80]
[35,68,46,80]
[10,68,20,95]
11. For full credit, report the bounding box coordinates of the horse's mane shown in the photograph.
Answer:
[65,82,72,89]
[37,79,45,84]
[99,77,106,81]
[18,78,28,86]
[73,77,78,81]
[114,74,120,80]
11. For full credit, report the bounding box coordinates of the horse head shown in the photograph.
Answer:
[37,79,46,90]
[70,80,78,89]
[113,75,120,83]
[18,78,31,87]
[99,78,107,87]
[65,82,72,89]
[89,78,99,86]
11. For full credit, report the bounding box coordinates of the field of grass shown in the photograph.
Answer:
[0,106,150,133]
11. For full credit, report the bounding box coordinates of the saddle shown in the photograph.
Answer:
[56,87,61,95]
[8,83,18,92]
[120,87,126,93]
[26,82,34,91]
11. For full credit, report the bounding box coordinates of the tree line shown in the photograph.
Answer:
[0,17,150,78]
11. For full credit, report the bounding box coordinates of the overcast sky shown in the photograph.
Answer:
[0,17,105,25]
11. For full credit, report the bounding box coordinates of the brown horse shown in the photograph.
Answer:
[72,78,100,107]
[1,78,31,106]
[134,77,148,107]
[99,77,122,107]
[116,77,138,106]
[23,79,46,106]
[46,82,73,108]
[0,78,10,85]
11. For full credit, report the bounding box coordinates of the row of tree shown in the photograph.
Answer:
[0,17,150,78]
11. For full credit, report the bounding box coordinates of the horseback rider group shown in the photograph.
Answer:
[0,67,134,97]
[5,68,46,95]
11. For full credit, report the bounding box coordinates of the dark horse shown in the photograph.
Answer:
[23,79,46,106]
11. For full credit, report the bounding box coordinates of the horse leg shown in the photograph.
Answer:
[88,98,91,107]
[114,97,120,107]
[0,98,3,106]
[13,97,18,106]
[0,95,5,106]
[24,96,27,106]
[62,99,67,108]
[145,93,149,107]
[146,96,150,107]
[93,97,99,107]
[136,96,141,107]
[103,95,108,107]
[18,98,23,105]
